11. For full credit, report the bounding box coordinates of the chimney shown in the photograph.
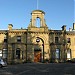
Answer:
[8,24,13,30]
[61,25,66,31]
[73,23,75,30]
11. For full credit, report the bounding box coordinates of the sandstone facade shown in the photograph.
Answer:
[0,10,75,64]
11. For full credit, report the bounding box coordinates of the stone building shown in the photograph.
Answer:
[0,10,75,64]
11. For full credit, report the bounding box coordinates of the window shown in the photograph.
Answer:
[16,48,20,59]
[55,49,60,59]
[4,37,7,43]
[55,37,59,43]
[67,49,71,60]
[67,38,71,43]
[36,37,40,42]
[0,50,2,57]
[2,49,7,59]
[17,36,21,42]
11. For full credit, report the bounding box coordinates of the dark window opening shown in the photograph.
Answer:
[4,39,7,43]
[17,36,21,42]
[4,37,7,43]
[16,48,20,59]
[55,37,59,43]
[67,38,71,43]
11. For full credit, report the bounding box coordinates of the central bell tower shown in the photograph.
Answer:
[28,10,48,28]
[27,10,49,62]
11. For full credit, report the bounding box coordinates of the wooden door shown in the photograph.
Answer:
[34,51,41,62]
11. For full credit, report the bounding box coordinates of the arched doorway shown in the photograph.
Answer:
[33,37,44,63]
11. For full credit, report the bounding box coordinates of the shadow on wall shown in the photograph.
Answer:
[0,31,8,63]
[0,29,46,64]
[0,29,73,64]
[49,30,71,63]
[7,30,28,64]
[26,33,44,63]
[0,30,27,64]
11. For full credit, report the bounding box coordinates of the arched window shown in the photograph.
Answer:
[36,17,41,27]
[16,48,20,59]
[55,49,60,59]
[67,49,71,60]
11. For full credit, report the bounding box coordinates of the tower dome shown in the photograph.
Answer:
[31,10,45,14]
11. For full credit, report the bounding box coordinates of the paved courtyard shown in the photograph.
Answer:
[0,63,75,75]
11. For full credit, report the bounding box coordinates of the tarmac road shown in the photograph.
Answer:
[0,63,75,75]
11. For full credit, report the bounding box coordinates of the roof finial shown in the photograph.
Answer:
[37,0,39,9]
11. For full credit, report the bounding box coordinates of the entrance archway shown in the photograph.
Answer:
[33,37,44,63]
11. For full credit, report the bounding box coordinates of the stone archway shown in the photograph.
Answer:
[33,37,44,63]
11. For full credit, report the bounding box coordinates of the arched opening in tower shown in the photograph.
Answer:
[36,17,41,27]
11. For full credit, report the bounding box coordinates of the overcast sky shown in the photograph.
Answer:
[0,0,74,30]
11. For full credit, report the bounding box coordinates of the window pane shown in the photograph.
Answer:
[67,53,70,58]
[55,49,60,59]
[0,50,2,57]
[3,49,7,58]
[67,49,71,60]
[55,37,58,43]
[17,36,21,42]
[3,54,7,58]
[16,48,20,59]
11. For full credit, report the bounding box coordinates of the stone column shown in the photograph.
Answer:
[32,47,34,62]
